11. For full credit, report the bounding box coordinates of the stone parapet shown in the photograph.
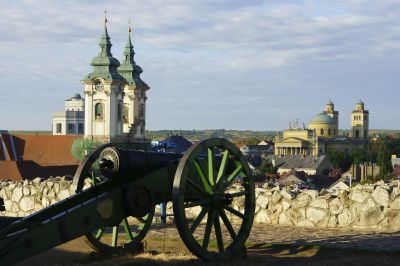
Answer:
[2,178,400,232]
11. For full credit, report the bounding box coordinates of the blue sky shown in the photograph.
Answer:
[0,0,399,131]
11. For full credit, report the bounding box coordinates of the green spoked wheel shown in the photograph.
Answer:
[73,144,154,254]
[172,138,255,261]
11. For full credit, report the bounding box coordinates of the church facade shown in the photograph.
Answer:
[274,101,369,157]
[53,16,149,143]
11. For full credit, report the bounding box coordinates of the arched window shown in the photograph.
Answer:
[364,129,367,138]
[117,103,122,121]
[328,128,331,135]
[95,103,103,120]
[320,128,324,135]
[355,129,360,138]
[123,105,129,123]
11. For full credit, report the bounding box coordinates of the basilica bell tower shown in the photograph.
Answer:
[351,100,369,140]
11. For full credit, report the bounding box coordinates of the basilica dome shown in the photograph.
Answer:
[309,113,338,138]
[309,113,335,124]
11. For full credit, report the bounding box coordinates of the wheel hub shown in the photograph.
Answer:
[211,192,233,208]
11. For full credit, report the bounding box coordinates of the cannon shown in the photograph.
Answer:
[0,138,255,265]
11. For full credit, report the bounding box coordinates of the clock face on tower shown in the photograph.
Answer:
[94,81,104,92]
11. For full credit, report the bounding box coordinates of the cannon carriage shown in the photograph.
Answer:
[0,138,255,265]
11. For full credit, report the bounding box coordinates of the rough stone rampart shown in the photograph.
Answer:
[1,178,400,232]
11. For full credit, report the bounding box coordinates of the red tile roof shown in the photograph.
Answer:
[0,134,80,180]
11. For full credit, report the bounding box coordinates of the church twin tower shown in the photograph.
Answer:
[82,17,149,142]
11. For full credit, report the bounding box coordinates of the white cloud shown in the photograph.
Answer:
[0,0,399,130]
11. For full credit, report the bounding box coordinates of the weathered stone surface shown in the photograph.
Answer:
[359,208,384,227]
[349,190,369,203]
[294,194,311,208]
[20,196,35,212]
[58,190,70,200]
[279,212,293,225]
[361,198,377,212]
[255,209,271,224]
[391,187,400,199]
[329,198,344,215]
[4,200,12,210]
[257,194,269,209]
[303,190,319,199]
[12,187,23,202]
[41,196,51,208]
[32,177,42,183]
[338,208,352,227]
[297,219,315,227]
[272,204,283,215]
[328,215,338,228]
[22,186,30,196]
[390,197,400,210]
[281,190,295,200]
[372,187,390,207]
[271,191,282,203]
[306,207,326,224]
[310,198,329,209]
[282,200,291,211]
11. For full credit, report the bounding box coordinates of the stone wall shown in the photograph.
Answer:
[2,178,400,232]
[249,180,400,232]
[0,177,88,217]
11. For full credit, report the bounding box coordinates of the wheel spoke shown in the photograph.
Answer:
[190,206,209,234]
[187,178,210,196]
[136,216,145,224]
[202,209,215,249]
[95,227,105,240]
[230,191,248,198]
[193,160,213,194]
[184,199,209,208]
[224,164,243,189]
[112,226,118,247]
[208,148,215,186]
[219,209,237,241]
[216,150,229,184]
[91,171,97,185]
[214,214,224,252]
[224,206,246,220]
[122,218,134,241]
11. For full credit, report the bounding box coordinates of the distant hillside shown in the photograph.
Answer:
[10,131,52,135]
[145,129,278,142]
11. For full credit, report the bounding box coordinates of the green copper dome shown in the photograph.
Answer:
[83,22,123,81]
[309,113,335,124]
[117,28,148,88]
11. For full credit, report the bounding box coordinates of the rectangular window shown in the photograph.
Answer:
[78,123,84,134]
[56,123,62,133]
[67,123,75,134]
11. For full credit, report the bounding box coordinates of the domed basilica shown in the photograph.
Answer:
[274,101,369,157]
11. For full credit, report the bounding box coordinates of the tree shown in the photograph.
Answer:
[326,150,352,172]
[71,138,101,161]
[351,148,369,164]
[377,138,393,179]
[258,159,277,175]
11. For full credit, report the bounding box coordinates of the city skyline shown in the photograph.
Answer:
[0,1,399,131]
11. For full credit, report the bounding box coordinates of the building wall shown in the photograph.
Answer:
[309,122,338,138]
[83,80,125,142]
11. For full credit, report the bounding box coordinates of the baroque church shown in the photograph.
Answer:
[274,101,369,157]
[52,16,149,143]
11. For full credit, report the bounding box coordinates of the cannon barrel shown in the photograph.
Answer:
[99,148,180,179]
